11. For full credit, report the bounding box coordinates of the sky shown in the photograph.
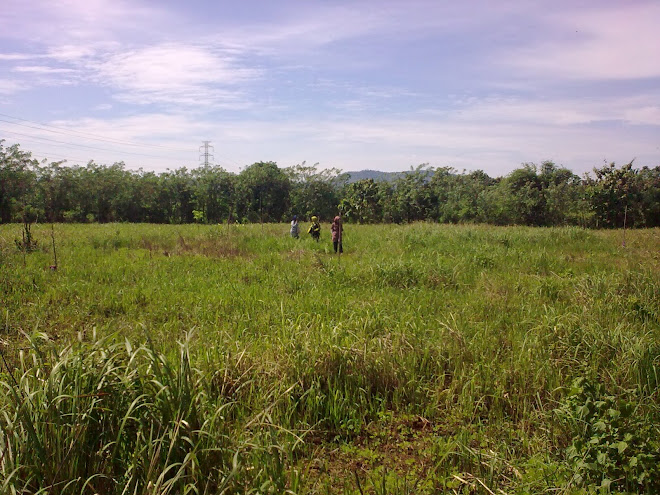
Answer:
[1,0,659,177]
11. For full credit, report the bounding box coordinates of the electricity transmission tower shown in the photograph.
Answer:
[199,141,214,167]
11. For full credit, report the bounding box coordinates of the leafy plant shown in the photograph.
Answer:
[0,332,295,494]
[638,346,660,395]
[0,222,659,493]
[14,219,37,253]
[556,377,660,492]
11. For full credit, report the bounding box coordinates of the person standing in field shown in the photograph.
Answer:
[308,216,321,242]
[290,215,300,238]
[331,215,343,253]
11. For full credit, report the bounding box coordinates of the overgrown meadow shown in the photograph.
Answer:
[1,223,659,494]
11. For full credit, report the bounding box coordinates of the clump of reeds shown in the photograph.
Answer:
[0,331,295,494]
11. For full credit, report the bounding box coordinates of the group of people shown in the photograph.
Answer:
[290,215,343,253]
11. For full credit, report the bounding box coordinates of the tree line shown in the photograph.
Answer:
[1,142,659,228]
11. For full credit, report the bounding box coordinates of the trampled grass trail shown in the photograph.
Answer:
[0,223,659,493]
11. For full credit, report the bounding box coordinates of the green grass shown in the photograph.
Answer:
[1,223,659,493]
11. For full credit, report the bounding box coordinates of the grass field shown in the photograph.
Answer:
[1,223,659,494]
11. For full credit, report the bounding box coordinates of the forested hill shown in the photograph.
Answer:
[344,170,401,183]
[345,169,436,183]
[1,141,659,227]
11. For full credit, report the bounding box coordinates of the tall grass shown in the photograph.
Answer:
[0,331,303,494]
[0,223,658,493]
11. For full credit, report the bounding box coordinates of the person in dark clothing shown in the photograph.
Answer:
[331,215,343,253]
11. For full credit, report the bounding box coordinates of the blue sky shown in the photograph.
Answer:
[1,0,659,176]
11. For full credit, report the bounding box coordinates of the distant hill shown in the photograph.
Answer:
[343,169,402,183]
[343,169,435,184]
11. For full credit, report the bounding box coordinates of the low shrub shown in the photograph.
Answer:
[555,377,660,493]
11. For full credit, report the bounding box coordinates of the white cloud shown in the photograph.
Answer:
[93,44,260,107]
[624,105,660,126]
[0,0,168,44]
[0,79,23,95]
[0,53,39,61]
[302,118,657,175]
[449,93,660,127]
[46,45,106,62]
[506,2,660,80]
[3,105,657,176]
[13,65,77,74]
[3,113,253,171]
[201,1,496,67]
[2,1,658,176]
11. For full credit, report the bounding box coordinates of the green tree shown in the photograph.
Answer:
[287,162,344,221]
[428,167,493,223]
[391,165,434,223]
[491,162,583,226]
[638,166,660,227]
[540,163,584,226]
[139,171,168,223]
[191,166,235,223]
[339,178,382,223]
[159,168,195,223]
[36,161,80,222]
[235,162,291,222]
[502,164,546,225]
[586,161,642,228]
[0,141,39,223]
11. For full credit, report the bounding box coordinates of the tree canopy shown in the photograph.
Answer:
[2,141,659,228]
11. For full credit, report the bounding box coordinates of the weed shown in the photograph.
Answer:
[0,332,298,494]
[14,221,37,253]
[638,346,660,395]
[556,377,660,492]
[0,223,658,493]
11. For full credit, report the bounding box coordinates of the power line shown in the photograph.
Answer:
[3,137,242,171]
[0,111,248,169]
[22,148,186,169]
[0,117,184,152]
[1,140,121,165]
[0,112,191,152]
[0,128,189,159]
[16,148,95,164]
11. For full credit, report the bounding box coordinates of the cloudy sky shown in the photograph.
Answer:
[1,0,659,176]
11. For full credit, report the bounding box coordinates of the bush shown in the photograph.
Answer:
[555,377,660,492]
[0,332,293,494]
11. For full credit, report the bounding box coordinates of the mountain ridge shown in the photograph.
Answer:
[342,169,402,183]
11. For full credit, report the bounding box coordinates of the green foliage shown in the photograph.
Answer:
[190,165,234,224]
[192,209,205,223]
[3,142,660,227]
[287,162,344,221]
[0,141,39,223]
[14,206,39,253]
[491,162,584,226]
[638,166,660,227]
[585,161,657,228]
[14,220,38,253]
[638,346,660,395]
[0,332,297,494]
[556,377,660,492]
[430,168,493,223]
[391,164,434,223]
[235,161,291,223]
[340,178,382,223]
[0,216,659,492]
